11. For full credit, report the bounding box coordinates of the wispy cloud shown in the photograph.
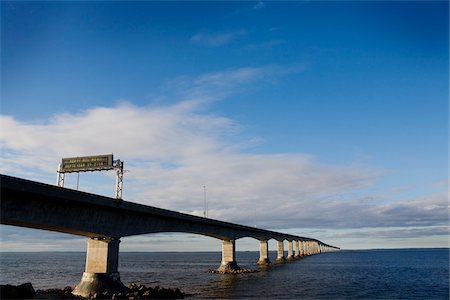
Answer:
[253,1,265,10]
[331,226,450,240]
[190,30,246,47]
[166,64,306,104]
[244,39,285,50]
[0,225,86,251]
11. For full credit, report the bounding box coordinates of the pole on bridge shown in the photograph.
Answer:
[56,163,65,187]
[114,160,124,200]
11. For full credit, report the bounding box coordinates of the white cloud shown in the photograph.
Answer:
[0,98,379,227]
[1,65,447,249]
[2,99,445,234]
[190,30,246,47]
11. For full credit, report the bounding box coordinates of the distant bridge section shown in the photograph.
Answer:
[1,174,339,297]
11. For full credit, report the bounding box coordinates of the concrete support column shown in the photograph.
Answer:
[276,240,286,262]
[295,240,300,258]
[257,240,271,265]
[287,240,295,260]
[217,240,241,273]
[85,237,119,273]
[73,237,127,298]
[299,241,304,257]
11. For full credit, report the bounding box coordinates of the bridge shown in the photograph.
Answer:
[0,174,339,297]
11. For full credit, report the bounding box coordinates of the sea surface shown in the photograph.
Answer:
[1,249,448,299]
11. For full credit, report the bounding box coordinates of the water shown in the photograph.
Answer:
[1,249,448,299]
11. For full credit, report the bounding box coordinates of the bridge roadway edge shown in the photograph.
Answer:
[0,174,340,297]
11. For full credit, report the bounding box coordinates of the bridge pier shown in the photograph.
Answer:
[276,240,286,262]
[287,240,295,260]
[295,240,300,258]
[72,237,127,298]
[217,240,241,273]
[257,240,271,265]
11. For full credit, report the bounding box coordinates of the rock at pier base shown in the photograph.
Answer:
[276,257,287,263]
[216,261,241,273]
[257,258,271,265]
[35,287,84,299]
[72,272,128,298]
[208,267,259,274]
[126,283,186,299]
[0,282,36,299]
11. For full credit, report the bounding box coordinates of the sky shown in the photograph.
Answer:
[0,1,448,252]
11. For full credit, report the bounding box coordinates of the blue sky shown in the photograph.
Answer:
[1,1,448,252]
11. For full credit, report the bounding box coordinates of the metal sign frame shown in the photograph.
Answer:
[57,154,124,200]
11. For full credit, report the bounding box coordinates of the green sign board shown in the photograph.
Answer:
[61,154,114,173]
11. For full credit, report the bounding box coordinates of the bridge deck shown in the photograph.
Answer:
[0,174,338,248]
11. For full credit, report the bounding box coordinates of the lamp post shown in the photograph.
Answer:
[203,185,207,218]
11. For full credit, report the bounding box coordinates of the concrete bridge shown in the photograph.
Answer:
[0,174,339,297]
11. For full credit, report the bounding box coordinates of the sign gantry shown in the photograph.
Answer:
[56,154,124,200]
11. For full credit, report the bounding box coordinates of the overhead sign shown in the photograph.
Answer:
[60,154,114,173]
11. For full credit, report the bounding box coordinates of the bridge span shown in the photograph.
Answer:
[1,174,339,297]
